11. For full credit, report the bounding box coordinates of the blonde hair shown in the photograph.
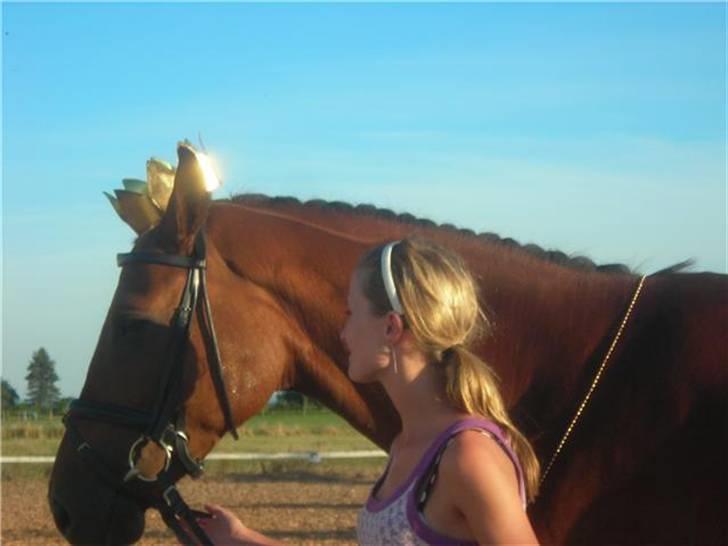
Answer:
[358,237,540,503]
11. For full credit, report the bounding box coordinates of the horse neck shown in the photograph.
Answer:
[247,201,639,366]
[244,201,640,385]
[466,250,639,409]
[210,201,639,449]
[208,203,400,449]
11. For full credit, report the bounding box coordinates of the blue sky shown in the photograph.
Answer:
[2,2,726,398]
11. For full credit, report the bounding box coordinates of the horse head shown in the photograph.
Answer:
[48,143,301,544]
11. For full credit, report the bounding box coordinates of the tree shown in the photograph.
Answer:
[272,391,325,411]
[25,347,61,411]
[55,396,74,414]
[275,390,305,409]
[1,379,20,411]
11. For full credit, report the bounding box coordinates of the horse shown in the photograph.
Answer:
[49,143,728,545]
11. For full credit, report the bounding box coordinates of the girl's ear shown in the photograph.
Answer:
[384,312,405,343]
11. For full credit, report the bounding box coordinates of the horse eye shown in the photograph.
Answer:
[115,316,146,337]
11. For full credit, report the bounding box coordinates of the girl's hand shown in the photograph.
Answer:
[196,504,282,546]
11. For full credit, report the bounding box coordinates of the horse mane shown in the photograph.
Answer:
[651,260,695,275]
[224,193,658,275]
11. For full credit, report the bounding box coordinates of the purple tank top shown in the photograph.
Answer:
[356,417,526,546]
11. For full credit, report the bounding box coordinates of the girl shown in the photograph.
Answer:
[197,237,540,545]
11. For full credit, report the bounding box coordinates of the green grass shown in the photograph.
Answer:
[202,457,385,479]
[1,462,55,481]
[1,409,385,482]
[1,456,386,483]
[215,409,379,453]
[1,416,65,456]
[1,409,380,456]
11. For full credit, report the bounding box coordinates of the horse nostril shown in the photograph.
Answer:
[50,496,71,535]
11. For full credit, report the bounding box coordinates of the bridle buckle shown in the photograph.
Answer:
[162,485,179,509]
[126,435,173,483]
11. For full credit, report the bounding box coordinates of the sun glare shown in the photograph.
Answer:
[191,149,222,192]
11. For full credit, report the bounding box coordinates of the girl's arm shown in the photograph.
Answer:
[440,431,540,545]
[192,504,284,546]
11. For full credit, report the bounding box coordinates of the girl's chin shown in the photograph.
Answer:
[347,363,379,384]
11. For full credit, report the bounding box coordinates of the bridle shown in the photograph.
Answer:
[63,229,237,545]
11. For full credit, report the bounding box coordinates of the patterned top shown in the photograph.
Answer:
[356,417,526,546]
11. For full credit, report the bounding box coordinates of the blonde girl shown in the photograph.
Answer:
[197,237,540,545]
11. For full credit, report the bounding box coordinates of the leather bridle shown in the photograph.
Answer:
[63,229,238,545]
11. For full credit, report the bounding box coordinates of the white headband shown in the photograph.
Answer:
[381,241,404,315]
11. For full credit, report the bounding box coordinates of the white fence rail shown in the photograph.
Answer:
[1,450,387,464]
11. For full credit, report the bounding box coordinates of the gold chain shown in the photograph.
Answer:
[539,275,647,487]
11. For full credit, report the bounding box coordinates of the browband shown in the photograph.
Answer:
[381,241,404,315]
[117,252,206,269]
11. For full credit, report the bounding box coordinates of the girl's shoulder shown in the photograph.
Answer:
[436,426,523,505]
[442,428,516,475]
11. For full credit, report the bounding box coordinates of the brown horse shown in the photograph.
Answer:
[49,144,728,545]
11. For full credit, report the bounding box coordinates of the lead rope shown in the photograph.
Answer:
[158,484,214,546]
[539,275,647,487]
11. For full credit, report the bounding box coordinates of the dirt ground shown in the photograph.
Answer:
[1,464,382,545]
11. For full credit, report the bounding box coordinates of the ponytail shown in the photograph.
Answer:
[442,347,540,503]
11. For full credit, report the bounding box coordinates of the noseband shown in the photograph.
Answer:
[62,229,237,545]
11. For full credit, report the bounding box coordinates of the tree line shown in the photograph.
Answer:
[2,347,68,414]
[1,348,322,416]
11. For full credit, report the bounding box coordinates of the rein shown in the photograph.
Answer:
[62,229,238,545]
[540,275,647,487]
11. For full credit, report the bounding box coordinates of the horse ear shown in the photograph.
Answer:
[158,143,212,254]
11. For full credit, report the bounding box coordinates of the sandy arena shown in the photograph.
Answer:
[1,465,381,545]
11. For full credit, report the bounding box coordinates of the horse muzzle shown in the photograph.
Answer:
[49,435,147,545]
